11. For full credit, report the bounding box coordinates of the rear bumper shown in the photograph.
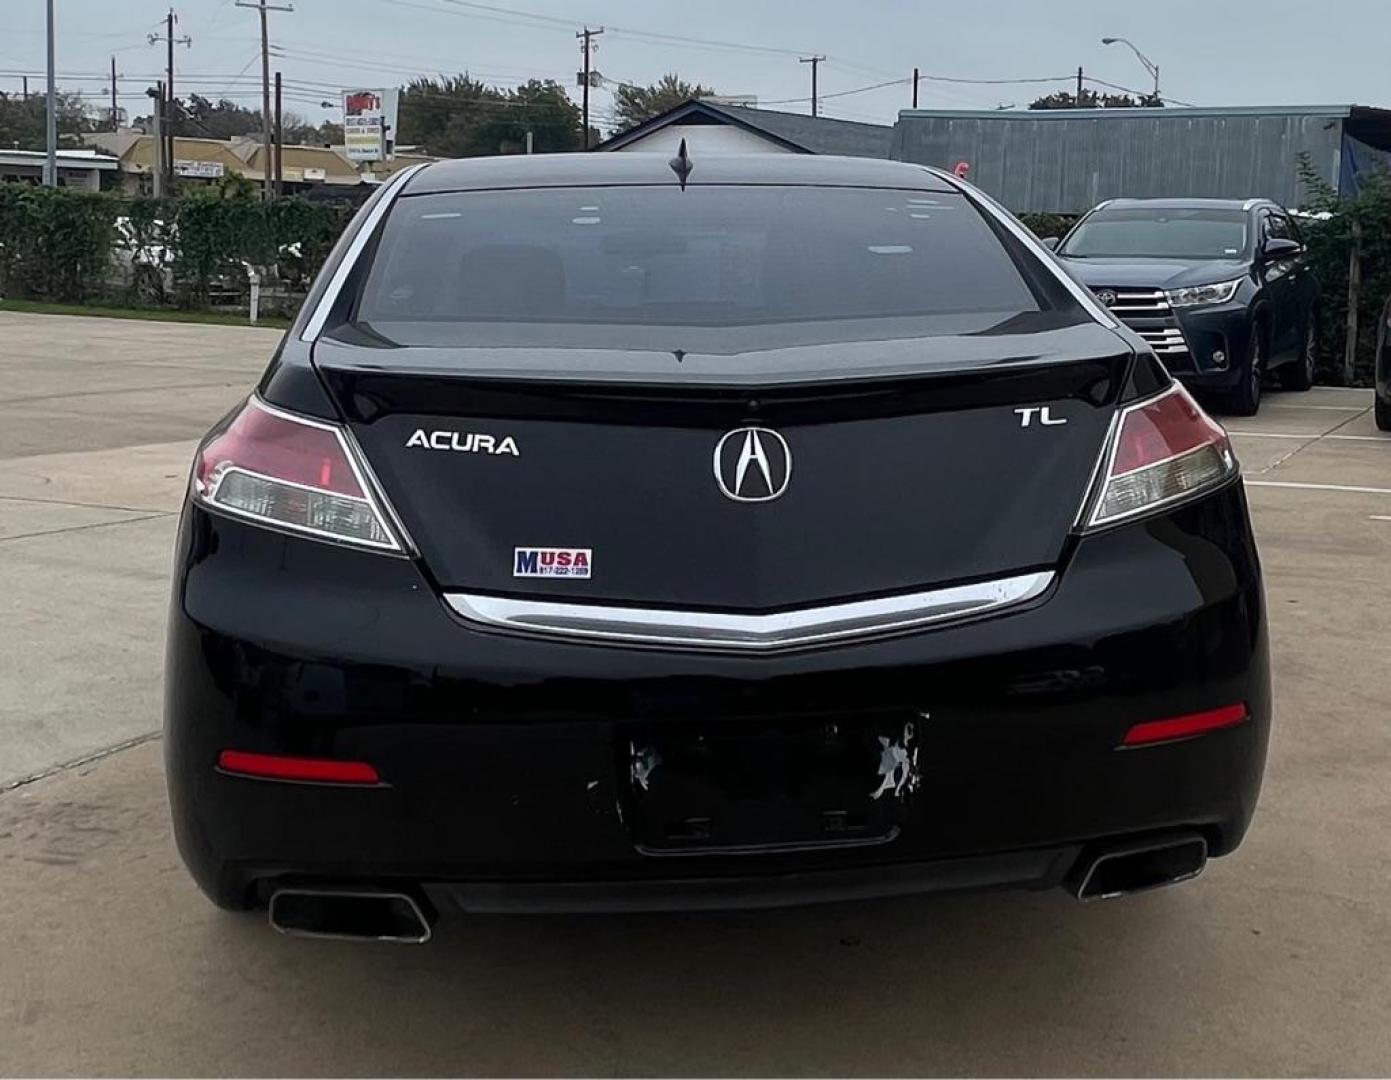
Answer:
[164,481,1271,911]
[425,845,1081,913]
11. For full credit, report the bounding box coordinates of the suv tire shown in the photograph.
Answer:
[1228,324,1266,417]
[1280,314,1318,391]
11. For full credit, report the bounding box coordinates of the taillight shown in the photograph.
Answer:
[1086,383,1237,528]
[193,397,403,552]
[217,750,382,785]
[1121,703,1248,746]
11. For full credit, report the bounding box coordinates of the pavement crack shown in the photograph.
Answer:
[0,511,174,544]
[0,493,173,515]
[3,380,242,407]
[0,731,162,796]
[1253,404,1371,475]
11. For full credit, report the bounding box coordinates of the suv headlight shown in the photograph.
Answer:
[1166,279,1242,308]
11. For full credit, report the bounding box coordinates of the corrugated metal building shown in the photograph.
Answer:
[893,105,1391,213]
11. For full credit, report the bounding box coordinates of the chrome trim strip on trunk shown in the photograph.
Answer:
[444,571,1055,650]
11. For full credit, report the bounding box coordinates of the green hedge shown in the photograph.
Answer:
[1016,212,1076,241]
[0,184,114,303]
[0,183,354,313]
[1294,156,1391,386]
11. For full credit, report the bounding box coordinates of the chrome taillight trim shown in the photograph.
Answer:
[444,571,1055,651]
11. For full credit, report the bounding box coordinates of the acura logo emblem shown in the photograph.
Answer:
[1095,288,1118,307]
[713,428,792,502]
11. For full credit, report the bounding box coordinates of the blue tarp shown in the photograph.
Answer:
[1340,134,1391,197]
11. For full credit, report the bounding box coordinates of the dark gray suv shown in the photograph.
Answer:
[1054,198,1320,416]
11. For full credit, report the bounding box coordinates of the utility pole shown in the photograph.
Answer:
[149,11,190,186]
[576,26,603,150]
[273,71,283,197]
[912,66,920,109]
[236,0,293,198]
[1076,66,1084,104]
[148,84,164,197]
[110,56,119,131]
[44,0,56,187]
[800,55,825,117]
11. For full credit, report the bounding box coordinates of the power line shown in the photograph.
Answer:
[604,26,806,59]
[372,0,573,34]
[367,0,817,59]
[269,40,534,82]
[760,77,906,106]
[1083,74,1196,106]
[915,72,1078,86]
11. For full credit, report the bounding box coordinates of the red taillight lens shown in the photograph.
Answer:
[1088,384,1237,528]
[217,750,382,785]
[1121,703,1248,747]
[193,397,401,551]
[196,398,363,498]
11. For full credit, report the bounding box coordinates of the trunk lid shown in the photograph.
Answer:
[316,324,1130,611]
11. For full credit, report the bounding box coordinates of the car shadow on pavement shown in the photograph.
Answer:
[189,882,1210,1077]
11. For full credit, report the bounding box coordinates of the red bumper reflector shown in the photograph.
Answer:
[217,750,381,785]
[1122,703,1249,747]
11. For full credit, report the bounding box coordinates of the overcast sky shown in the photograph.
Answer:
[3,0,1386,131]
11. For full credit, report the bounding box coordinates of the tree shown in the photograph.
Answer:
[0,91,94,150]
[282,114,344,147]
[134,95,261,139]
[397,75,583,157]
[1029,89,1162,109]
[612,73,715,131]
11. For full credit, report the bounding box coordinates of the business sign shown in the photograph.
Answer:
[342,88,399,162]
[173,159,224,179]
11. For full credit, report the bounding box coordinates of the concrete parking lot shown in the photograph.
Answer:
[1,310,1389,1076]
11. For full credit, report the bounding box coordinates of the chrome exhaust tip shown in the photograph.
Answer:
[1068,833,1209,902]
[268,886,434,943]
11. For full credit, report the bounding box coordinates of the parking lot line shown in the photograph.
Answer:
[1246,479,1391,496]
[1260,403,1369,411]
[1233,432,1391,442]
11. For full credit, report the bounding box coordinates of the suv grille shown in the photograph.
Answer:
[1095,288,1189,357]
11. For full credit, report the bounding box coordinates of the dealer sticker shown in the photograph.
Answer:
[514,547,592,579]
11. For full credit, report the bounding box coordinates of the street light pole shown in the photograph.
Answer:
[1101,36,1160,100]
[44,0,57,187]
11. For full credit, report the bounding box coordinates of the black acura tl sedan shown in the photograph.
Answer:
[165,153,1270,942]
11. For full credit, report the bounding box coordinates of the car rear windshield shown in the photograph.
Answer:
[1059,207,1249,260]
[353,186,1043,337]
